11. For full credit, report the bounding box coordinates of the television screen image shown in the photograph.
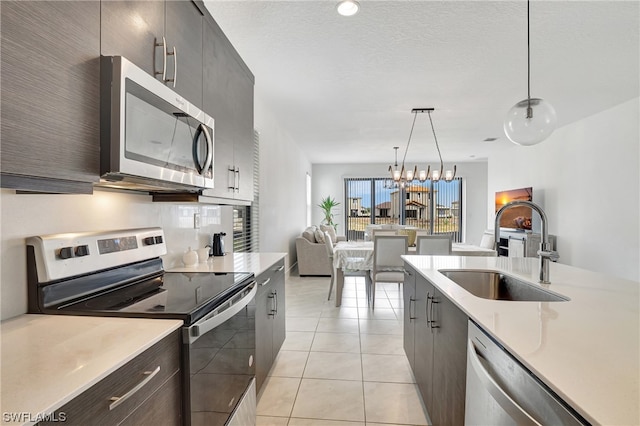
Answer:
[495,187,533,230]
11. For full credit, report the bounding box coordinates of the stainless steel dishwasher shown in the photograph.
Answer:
[465,320,588,425]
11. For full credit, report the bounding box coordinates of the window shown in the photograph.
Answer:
[233,130,260,252]
[344,177,463,241]
[306,173,312,227]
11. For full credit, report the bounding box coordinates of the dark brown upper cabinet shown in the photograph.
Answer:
[1,1,101,193]
[101,0,203,108]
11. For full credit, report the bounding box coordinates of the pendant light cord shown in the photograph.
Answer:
[401,111,419,167]
[527,0,531,105]
[427,110,444,168]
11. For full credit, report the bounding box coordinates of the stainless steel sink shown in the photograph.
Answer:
[439,270,568,302]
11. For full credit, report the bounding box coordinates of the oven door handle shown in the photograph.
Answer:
[184,281,256,345]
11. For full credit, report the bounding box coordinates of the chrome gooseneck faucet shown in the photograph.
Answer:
[494,200,559,284]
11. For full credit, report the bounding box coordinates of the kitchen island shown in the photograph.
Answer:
[403,255,639,425]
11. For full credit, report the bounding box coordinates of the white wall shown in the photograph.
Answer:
[255,96,311,270]
[0,189,233,320]
[311,161,488,245]
[488,97,639,281]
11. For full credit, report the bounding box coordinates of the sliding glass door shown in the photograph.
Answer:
[344,177,462,241]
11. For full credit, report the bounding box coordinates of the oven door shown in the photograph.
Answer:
[183,280,257,426]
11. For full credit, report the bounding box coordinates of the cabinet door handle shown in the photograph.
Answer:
[259,277,271,287]
[268,292,275,317]
[409,297,416,320]
[227,166,236,191]
[172,46,177,88]
[235,167,240,192]
[426,292,431,326]
[275,265,285,272]
[155,37,167,81]
[272,290,278,316]
[428,295,440,329]
[109,366,160,410]
[165,45,177,88]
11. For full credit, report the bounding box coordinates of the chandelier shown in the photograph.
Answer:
[387,108,457,187]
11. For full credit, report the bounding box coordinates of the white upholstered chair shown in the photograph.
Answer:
[370,229,398,239]
[324,232,336,300]
[325,231,366,300]
[416,235,452,255]
[369,235,408,308]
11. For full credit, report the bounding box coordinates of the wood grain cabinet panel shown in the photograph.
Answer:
[38,330,182,426]
[1,1,101,193]
[431,288,468,425]
[255,259,286,391]
[202,16,255,202]
[403,268,468,426]
[165,0,204,108]
[100,0,165,78]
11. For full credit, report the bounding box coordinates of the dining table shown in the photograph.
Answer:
[332,240,497,307]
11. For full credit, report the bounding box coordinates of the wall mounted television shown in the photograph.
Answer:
[495,187,533,230]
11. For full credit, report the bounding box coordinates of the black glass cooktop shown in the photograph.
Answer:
[56,271,254,325]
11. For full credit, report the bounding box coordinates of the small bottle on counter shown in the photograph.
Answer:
[182,247,199,266]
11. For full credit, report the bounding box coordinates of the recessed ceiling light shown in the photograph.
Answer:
[337,0,360,16]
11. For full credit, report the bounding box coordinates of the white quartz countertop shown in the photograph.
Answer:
[166,252,286,276]
[0,315,182,426]
[402,255,639,425]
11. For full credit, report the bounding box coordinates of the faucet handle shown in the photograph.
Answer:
[538,250,560,262]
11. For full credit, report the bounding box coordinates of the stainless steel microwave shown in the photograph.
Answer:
[100,56,214,191]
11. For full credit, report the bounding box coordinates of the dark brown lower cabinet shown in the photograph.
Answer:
[255,259,286,392]
[403,264,468,426]
[38,330,182,426]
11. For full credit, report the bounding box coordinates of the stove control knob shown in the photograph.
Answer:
[58,247,73,259]
[155,235,163,244]
[143,237,156,246]
[75,245,90,257]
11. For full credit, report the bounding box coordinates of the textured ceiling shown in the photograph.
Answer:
[203,1,639,164]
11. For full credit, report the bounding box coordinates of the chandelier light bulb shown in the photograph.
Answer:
[392,169,401,181]
[504,98,557,146]
[444,169,455,182]
[405,169,414,181]
[431,169,440,182]
[336,0,359,16]
[418,169,427,182]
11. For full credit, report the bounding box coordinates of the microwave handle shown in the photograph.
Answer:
[192,124,213,175]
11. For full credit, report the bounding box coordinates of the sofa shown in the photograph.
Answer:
[295,225,345,276]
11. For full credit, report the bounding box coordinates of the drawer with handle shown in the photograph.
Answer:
[38,330,181,426]
[256,259,285,298]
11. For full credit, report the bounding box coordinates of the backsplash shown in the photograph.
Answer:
[0,188,233,320]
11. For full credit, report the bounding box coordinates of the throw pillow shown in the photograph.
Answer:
[320,225,337,243]
[302,227,316,243]
[314,229,326,244]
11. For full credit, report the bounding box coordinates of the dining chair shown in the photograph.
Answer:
[369,235,408,308]
[415,235,452,255]
[324,232,336,300]
[371,229,397,239]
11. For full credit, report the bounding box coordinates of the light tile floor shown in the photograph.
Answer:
[256,274,430,426]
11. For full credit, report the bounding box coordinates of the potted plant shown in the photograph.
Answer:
[318,196,340,230]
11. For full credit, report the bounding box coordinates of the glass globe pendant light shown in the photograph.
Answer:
[504,0,557,146]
